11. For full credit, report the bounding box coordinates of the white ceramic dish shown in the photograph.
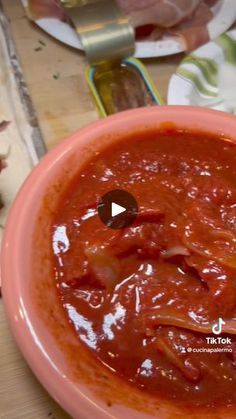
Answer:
[21,0,236,58]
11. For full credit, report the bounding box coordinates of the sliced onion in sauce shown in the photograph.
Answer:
[161,246,190,259]
[142,310,236,335]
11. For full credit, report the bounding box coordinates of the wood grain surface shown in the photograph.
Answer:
[0,1,181,418]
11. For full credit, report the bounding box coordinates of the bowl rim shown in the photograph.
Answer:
[2,106,236,419]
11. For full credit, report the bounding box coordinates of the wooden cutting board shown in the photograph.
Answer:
[0,1,181,418]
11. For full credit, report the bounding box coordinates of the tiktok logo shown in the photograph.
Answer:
[211,318,226,335]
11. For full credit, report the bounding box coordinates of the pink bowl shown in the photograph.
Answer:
[2,107,236,419]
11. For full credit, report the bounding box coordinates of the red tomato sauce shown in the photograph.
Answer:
[51,129,236,408]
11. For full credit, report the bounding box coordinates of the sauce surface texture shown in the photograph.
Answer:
[52,129,236,407]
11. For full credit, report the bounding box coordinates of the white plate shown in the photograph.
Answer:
[168,30,236,112]
[21,0,236,58]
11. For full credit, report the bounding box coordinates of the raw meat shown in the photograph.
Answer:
[27,0,65,21]
[117,0,202,28]
[27,0,217,51]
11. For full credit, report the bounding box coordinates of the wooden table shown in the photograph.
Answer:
[0,1,181,418]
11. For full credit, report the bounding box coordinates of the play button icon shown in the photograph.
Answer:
[111,202,126,217]
[98,189,138,229]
